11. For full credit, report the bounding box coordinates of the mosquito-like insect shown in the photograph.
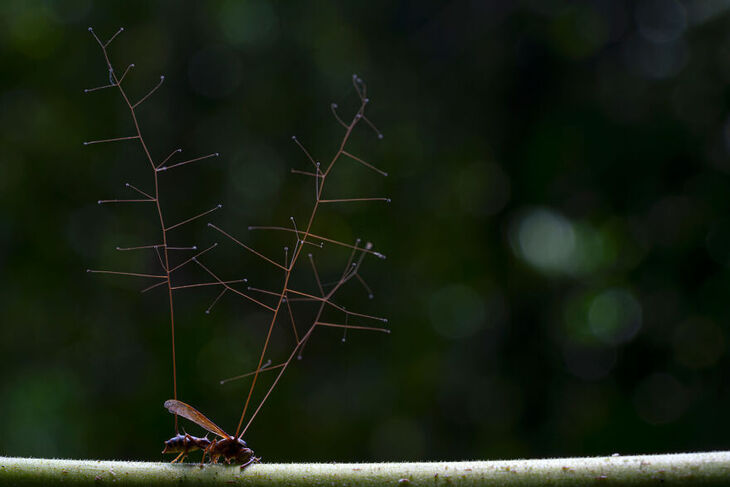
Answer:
[164,399,259,468]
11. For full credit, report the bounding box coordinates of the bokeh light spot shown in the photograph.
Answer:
[587,288,642,345]
[511,208,575,274]
[570,222,616,275]
[7,6,60,59]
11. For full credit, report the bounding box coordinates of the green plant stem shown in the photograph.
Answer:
[1,452,729,486]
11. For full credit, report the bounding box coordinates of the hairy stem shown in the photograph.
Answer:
[2,452,730,486]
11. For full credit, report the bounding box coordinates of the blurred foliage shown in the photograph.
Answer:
[1,0,730,463]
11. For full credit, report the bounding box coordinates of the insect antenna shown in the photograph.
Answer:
[196,80,390,440]
[84,27,224,435]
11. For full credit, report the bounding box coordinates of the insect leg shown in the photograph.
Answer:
[240,456,259,470]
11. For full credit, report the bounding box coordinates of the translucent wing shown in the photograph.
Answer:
[164,399,230,439]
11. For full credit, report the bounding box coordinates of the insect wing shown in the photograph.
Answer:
[164,399,230,439]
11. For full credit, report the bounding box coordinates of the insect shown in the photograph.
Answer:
[163,399,259,468]
[161,433,211,463]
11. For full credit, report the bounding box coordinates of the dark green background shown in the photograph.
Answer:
[1,0,729,462]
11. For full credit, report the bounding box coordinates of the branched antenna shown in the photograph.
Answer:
[83,28,225,435]
[85,28,389,456]
[208,77,389,439]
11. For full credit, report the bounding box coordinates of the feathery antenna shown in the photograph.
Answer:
[84,27,225,435]
[199,76,390,439]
